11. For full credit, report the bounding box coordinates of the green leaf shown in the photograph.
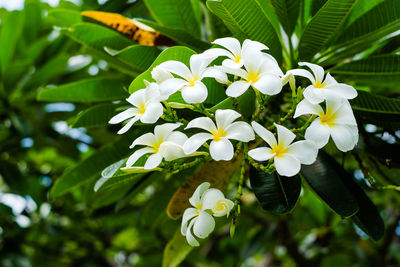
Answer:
[270,0,300,35]
[298,0,357,61]
[37,76,129,103]
[0,11,25,75]
[330,54,400,86]
[237,88,256,120]
[144,0,201,37]
[47,8,82,27]
[163,229,193,267]
[23,0,43,42]
[345,0,384,26]
[137,19,211,52]
[249,168,301,214]
[129,46,196,94]
[50,134,134,197]
[301,151,359,217]
[71,103,124,128]
[208,97,235,113]
[349,90,400,128]
[206,0,282,63]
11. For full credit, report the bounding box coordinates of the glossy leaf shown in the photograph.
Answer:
[37,76,129,103]
[270,0,300,35]
[250,168,301,214]
[163,229,193,267]
[301,151,359,217]
[206,0,282,63]
[298,0,357,61]
[71,103,125,128]
[47,8,82,27]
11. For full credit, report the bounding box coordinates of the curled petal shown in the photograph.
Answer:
[209,138,234,161]
[287,140,318,165]
[190,54,217,76]
[212,198,234,217]
[193,210,215,239]
[158,60,192,80]
[154,123,182,143]
[126,147,154,167]
[248,147,274,161]
[294,99,323,118]
[326,81,358,100]
[151,66,173,84]
[215,109,241,129]
[202,67,228,84]
[242,39,269,53]
[305,119,331,149]
[186,117,217,133]
[288,69,315,84]
[144,152,163,169]
[130,133,156,149]
[225,121,255,142]
[109,108,137,124]
[186,218,200,246]
[226,80,251,97]
[181,82,208,104]
[299,62,325,83]
[252,74,282,95]
[159,78,187,98]
[204,47,233,59]
[159,141,186,161]
[275,124,296,147]
[117,116,140,134]
[181,208,198,236]
[140,102,163,124]
[303,85,325,105]
[201,189,224,210]
[274,154,301,177]
[222,58,243,69]
[330,124,359,152]
[251,121,277,148]
[126,89,146,107]
[166,131,188,146]
[212,37,241,56]
[189,182,210,207]
[183,133,213,154]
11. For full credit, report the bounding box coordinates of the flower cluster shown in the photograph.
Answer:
[108,37,359,246]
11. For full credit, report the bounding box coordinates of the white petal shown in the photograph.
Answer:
[159,141,186,161]
[274,154,301,177]
[154,123,182,143]
[242,50,264,73]
[251,121,277,147]
[181,208,198,235]
[215,109,241,129]
[303,85,325,104]
[209,138,234,161]
[330,124,358,152]
[305,119,331,148]
[294,99,323,118]
[144,82,162,101]
[212,37,241,56]
[218,65,248,78]
[166,131,188,146]
[126,89,146,107]
[186,117,217,133]
[326,81,358,100]
[151,66,173,84]
[140,102,163,123]
[190,54,217,76]
[201,188,224,210]
[144,152,163,169]
[204,47,233,59]
[287,69,315,84]
[332,101,357,126]
[159,78,187,98]
[117,116,140,134]
[212,198,234,217]
[193,210,215,239]
[242,39,269,54]
[109,108,137,124]
[189,182,210,207]
[181,82,208,104]
[225,121,255,142]
[183,133,213,154]
[186,218,200,246]
[287,140,318,165]
[275,124,296,147]
[202,67,228,84]
[130,133,156,149]
[126,147,154,167]
[299,62,325,83]
[248,147,275,161]
[226,80,251,97]
[252,74,282,95]
[157,60,192,80]
[222,58,243,69]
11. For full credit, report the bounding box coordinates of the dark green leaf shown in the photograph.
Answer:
[37,76,129,103]
[301,151,359,217]
[270,0,300,35]
[47,8,82,27]
[163,229,193,267]
[71,103,125,128]
[206,0,282,63]
[298,0,357,61]
[250,167,301,214]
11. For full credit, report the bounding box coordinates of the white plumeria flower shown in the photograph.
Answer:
[181,182,233,246]
[108,83,163,134]
[205,37,269,69]
[294,97,359,152]
[183,109,255,161]
[125,123,188,169]
[248,122,318,177]
[151,65,174,84]
[157,54,228,104]
[221,50,284,98]
[288,62,357,104]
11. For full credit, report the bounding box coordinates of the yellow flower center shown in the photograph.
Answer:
[314,79,326,88]
[213,128,226,142]
[195,203,203,210]
[152,140,163,153]
[137,104,146,115]
[188,75,199,87]
[234,54,242,63]
[214,200,227,212]
[246,71,260,83]
[270,143,288,158]
[319,109,336,127]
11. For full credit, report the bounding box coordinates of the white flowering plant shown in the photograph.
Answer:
[38,0,400,265]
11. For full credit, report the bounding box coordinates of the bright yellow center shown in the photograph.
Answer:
[271,143,288,158]
[319,109,336,127]
[188,75,199,87]
[214,200,227,211]
[213,128,226,141]
[137,104,146,115]
[152,140,163,153]
[234,54,242,63]
[314,80,326,88]
[195,203,203,210]
[246,71,260,83]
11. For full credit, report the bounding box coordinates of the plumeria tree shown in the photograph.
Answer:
[2,0,399,266]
